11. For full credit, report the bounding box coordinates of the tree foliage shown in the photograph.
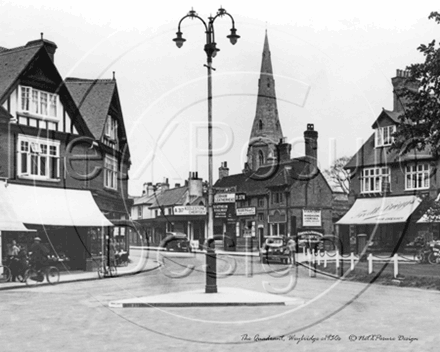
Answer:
[323,156,351,194]
[392,12,440,158]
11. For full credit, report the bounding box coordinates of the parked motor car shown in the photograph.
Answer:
[297,233,323,250]
[259,236,294,264]
[159,232,191,252]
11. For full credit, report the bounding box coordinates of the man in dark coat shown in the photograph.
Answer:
[29,237,49,271]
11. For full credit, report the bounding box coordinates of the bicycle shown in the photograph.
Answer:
[0,265,11,283]
[97,260,117,278]
[24,265,60,286]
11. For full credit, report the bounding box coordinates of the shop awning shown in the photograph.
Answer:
[7,184,113,227]
[0,183,32,231]
[336,195,421,225]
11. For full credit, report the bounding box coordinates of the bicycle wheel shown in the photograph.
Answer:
[415,250,424,263]
[0,266,11,283]
[46,266,60,284]
[97,265,104,279]
[25,268,42,286]
[109,265,117,277]
[428,252,440,265]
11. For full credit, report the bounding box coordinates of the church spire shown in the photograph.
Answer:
[246,31,284,171]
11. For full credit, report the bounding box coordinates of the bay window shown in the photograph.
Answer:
[17,135,60,180]
[405,163,430,190]
[361,167,391,193]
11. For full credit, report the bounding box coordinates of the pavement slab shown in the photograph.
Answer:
[108,286,304,308]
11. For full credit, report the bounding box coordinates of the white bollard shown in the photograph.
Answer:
[303,246,306,256]
[324,252,327,268]
[308,248,313,277]
[368,253,373,274]
[394,253,398,278]
[350,252,355,271]
[317,250,321,266]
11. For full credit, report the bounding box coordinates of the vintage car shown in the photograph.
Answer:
[297,232,324,249]
[159,232,192,252]
[259,236,295,264]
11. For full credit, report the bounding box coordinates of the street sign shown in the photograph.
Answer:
[173,206,207,215]
[214,193,236,203]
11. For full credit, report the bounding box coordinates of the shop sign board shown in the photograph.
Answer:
[235,193,246,201]
[236,207,256,216]
[214,193,236,203]
[173,206,207,215]
[303,209,322,227]
[214,204,228,218]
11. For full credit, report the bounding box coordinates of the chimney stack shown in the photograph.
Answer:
[304,124,318,168]
[218,161,229,180]
[142,182,156,196]
[391,69,418,113]
[25,34,57,63]
[278,138,292,162]
[188,171,203,198]
[160,178,169,191]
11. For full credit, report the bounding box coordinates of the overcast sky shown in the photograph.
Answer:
[2,1,440,196]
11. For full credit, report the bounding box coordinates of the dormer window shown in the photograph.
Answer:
[375,125,396,147]
[20,86,58,119]
[105,115,118,141]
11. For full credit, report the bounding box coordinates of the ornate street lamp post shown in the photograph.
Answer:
[173,8,239,293]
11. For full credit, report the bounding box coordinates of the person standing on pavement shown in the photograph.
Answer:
[9,240,21,282]
[10,240,20,256]
[29,237,49,272]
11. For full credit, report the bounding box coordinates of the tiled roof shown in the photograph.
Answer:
[133,193,156,206]
[214,158,320,196]
[323,173,348,194]
[65,78,116,139]
[371,109,401,128]
[149,187,188,208]
[0,44,42,101]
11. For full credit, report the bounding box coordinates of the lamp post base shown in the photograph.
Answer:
[205,245,217,293]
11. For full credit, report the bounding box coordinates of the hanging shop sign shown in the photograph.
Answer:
[302,209,322,227]
[173,206,207,215]
[236,207,256,216]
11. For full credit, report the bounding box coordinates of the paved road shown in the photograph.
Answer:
[0,251,438,352]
